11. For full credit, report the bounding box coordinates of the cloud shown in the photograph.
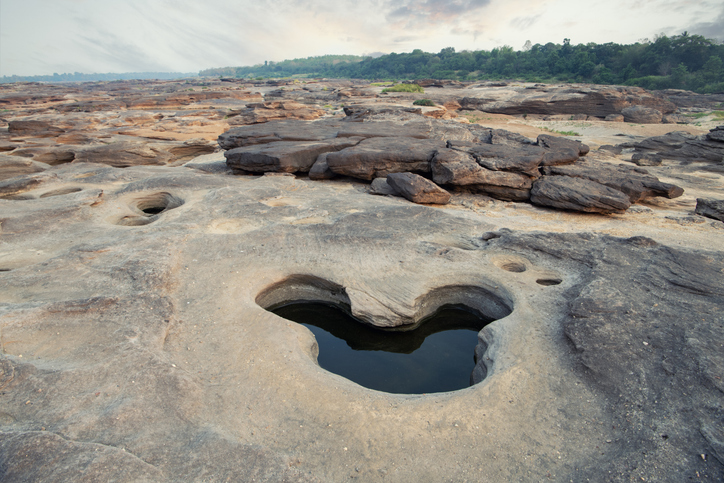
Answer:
[510,14,542,30]
[387,0,491,23]
[686,5,724,40]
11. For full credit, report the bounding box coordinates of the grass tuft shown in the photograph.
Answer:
[381,84,424,93]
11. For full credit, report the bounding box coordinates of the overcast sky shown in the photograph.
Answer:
[1,0,722,76]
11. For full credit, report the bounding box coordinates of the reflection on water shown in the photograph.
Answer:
[272,302,492,394]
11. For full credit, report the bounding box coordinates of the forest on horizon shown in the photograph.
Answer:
[201,34,724,94]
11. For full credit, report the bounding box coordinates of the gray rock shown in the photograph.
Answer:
[706,126,724,143]
[342,106,422,121]
[470,184,532,201]
[621,105,663,123]
[536,134,588,166]
[489,129,535,146]
[695,198,724,222]
[386,172,451,204]
[218,119,342,149]
[630,152,663,166]
[530,175,632,213]
[662,113,688,124]
[325,137,445,180]
[369,177,397,195]
[605,113,624,122]
[335,121,431,140]
[542,159,683,202]
[459,85,675,117]
[225,138,362,174]
[452,144,544,172]
[431,149,534,189]
[308,153,337,180]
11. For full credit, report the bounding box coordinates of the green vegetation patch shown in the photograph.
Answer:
[381,84,424,93]
[685,110,724,119]
[412,99,436,106]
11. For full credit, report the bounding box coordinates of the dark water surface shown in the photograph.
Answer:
[272,302,491,394]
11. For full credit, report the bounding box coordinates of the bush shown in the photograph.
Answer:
[381,83,424,93]
[412,99,436,106]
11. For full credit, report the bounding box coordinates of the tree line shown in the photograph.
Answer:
[200,34,724,94]
[0,72,196,84]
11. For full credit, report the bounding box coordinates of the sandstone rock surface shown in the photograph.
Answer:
[0,79,722,482]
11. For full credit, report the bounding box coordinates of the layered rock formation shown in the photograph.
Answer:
[218,113,683,214]
[619,125,724,165]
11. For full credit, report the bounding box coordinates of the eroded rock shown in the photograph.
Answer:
[542,159,684,202]
[695,198,724,222]
[530,175,632,213]
[325,137,445,180]
[225,138,362,174]
[386,172,451,204]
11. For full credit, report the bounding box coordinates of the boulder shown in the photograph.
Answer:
[218,120,342,149]
[369,177,397,195]
[662,113,688,124]
[325,137,445,180]
[542,159,683,202]
[472,185,531,201]
[621,106,662,124]
[452,143,544,172]
[605,113,624,122]
[530,176,632,214]
[695,198,724,222]
[225,138,362,174]
[490,129,535,147]
[431,149,534,189]
[308,153,337,180]
[386,172,451,205]
[620,128,724,163]
[342,107,422,121]
[536,134,589,166]
[706,126,724,143]
[336,121,430,140]
[537,134,589,156]
[630,153,663,166]
[459,85,675,117]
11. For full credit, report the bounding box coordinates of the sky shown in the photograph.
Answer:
[1,0,722,76]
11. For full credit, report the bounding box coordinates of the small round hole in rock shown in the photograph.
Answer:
[501,262,526,273]
[134,192,183,217]
[536,278,562,286]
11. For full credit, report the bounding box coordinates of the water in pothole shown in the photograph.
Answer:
[272,302,492,394]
